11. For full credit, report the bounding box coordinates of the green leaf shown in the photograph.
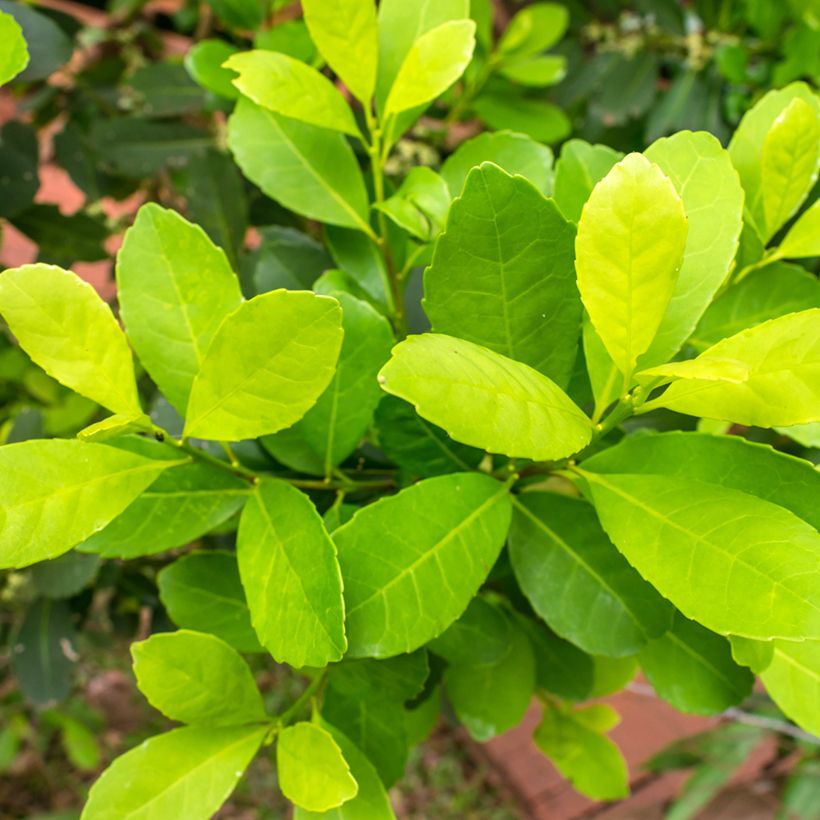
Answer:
[12,599,75,707]
[497,2,568,57]
[277,722,358,812]
[374,396,484,477]
[56,713,100,771]
[498,54,566,87]
[440,130,554,197]
[691,263,820,352]
[82,724,266,820]
[639,131,744,367]
[184,289,343,441]
[534,703,628,801]
[777,199,820,260]
[293,723,396,820]
[590,654,638,698]
[117,204,243,414]
[205,0,264,29]
[11,204,108,266]
[728,82,820,239]
[302,0,378,104]
[552,139,623,223]
[445,613,535,741]
[126,62,206,119]
[575,152,688,377]
[263,291,393,476]
[132,630,266,726]
[0,10,28,86]
[158,551,263,654]
[0,121,38,220]
[376,0,470,108]
[185,39,240,99]
[226,51,361,137]
[0,439,181,569]
[228,98,372,233]
[384,20,476,117]
[582,431,820,529]
[778,422,820,448]
[760,98,820,241]
[0,264,142,417]
[378,333,592,460]
[760,640,820,737]
[335,472,512,657]
[424,163,580,387]
[780,759,820,820]
[509,492,673,657]
[580,471,820,641]
[31,552,100,599]
[375,166,450,242]
[237,480,346,667]
[430,595,511,667]
[638,613,754,715]
[325,226,388,306]
[252,226,334,295]
[641,309,820,428]
[730,636,773,674]
[0,1,70,82]
[472,91,570,144]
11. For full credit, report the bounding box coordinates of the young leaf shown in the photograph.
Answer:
[0,264,142,417]
[263,291,394,476]
[374,396,484,477]
[237,480,346,668]
[117,204,243,414]
[776,199,820,260]
[691,263,820,352]
[639,131,744,367]
[375,166,450,242]
[335,472,512,657]
[228,98,372,233]
[378,333,593,460]
[384,20,476,117]
[581,471,820,641]
[638,613,754,715]
[302,0,379,104]
[497,2,568,57]
[641,309,820,428]
[423,164,581,387]
[293,723,396,820]
[760,97,820,241]
[509,493,673,657]
[534,703,628,801]
[184,290,343,441]
[440,130,554,197]
[759,640,820,737]
[132,630,266,726]
[582,431,820,530]
[78,460,249,558]
[0,10,28,86]
[445,615,535,741]
[185,39,240,99]
[552,139,622,223]
[225,51,361,137]
[277,723,358,812]
[158,551,263,654]
[82,725,266,820]
[0,439,182,569]
[728,81,820,238]
[575,153,688,377]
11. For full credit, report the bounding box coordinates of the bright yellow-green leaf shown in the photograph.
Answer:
[132,630,267,726]
[575,153,688,377]
[642,309,820,427]
[277,723,358,812]
[378,334,593,460]
[760,97,820,241]
[225,51,361,137]
[302,0,378,104]
[384,20,476,117]
[237,480,346,668]
[760,640,820,737]
[82,724,266,819]
[0,440,182,569]
[0,10,28,86]
[776,199,820,260]
[581,472,820,641]
[534,703,628,801]
[497,2,568,57]
[117,204,243,414]
[640,131,744,367]
[0,264,141,416]
[184,290,343,441]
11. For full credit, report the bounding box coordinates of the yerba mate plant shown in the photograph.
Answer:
[2,1,820,816]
